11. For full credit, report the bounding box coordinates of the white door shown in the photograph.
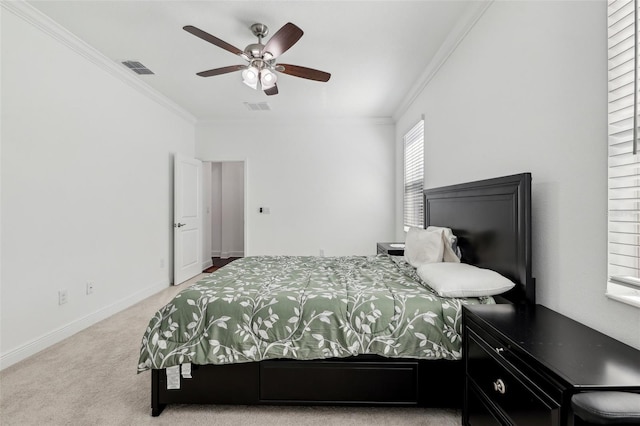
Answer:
[174,155,202,285]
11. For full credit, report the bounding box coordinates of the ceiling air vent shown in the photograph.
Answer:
[244,102,271,111]
[122,60,154,75]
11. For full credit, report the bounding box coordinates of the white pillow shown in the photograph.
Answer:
[426,226,461,261]
[404,227,444,267]
[416,262,515,297]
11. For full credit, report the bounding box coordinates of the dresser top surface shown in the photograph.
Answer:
[464,304,640,389]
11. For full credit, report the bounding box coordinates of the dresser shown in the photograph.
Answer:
[462,304,640,426]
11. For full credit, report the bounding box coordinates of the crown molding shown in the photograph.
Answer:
[392,0,494,121]
[197,115,395,126]
[1,0,197,125]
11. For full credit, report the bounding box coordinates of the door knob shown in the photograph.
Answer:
[174,223,186,228]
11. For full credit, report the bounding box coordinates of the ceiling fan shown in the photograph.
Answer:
[183,22,331,96]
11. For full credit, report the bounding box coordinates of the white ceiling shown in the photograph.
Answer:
[27,1,478,121]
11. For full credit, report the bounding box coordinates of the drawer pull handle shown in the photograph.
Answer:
[493,378,506,394]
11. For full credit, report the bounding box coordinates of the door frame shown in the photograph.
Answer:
[202,158,249,268]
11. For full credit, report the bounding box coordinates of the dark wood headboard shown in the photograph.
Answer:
[423,173,534,304]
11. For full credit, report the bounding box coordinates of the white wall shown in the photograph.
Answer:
[1,7,195,367]
[196,119,395,256]
[396,1,640,349]
[220,162,245,257]
[210,163,223,256]
[207,162,245,259]
[201,162,214,270]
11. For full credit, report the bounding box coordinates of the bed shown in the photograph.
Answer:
[139,173,534,416]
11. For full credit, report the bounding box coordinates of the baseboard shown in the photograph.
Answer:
[0,279,169,370]
[220,251,244,258]
[211,250,221,258]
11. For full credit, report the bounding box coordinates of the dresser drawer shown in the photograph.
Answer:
[466,382,504,426]
[466,329,560,425]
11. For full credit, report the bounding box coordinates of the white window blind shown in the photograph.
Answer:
[403,120,424,229]
[608,0,640,304]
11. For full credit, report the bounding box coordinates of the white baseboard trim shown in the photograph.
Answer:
[0,279,169,370]
[221,251,244,258]
[210,250,221,258]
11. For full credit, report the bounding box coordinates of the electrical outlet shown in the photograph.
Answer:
[86,282,94,295]
[319,249,325,257]
[160,258,165,268]
[58,289,68,305]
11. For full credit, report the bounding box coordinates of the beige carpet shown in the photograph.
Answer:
[0,274,461,425]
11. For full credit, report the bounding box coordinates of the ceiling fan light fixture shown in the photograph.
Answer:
[242,66,259,89]
[260,69,277,88]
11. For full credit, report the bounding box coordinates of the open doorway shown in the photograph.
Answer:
[202,161,245,272]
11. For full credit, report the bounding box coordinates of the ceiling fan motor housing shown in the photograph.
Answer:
[244,43,265,59]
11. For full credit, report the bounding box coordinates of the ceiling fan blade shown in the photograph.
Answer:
[262,23,303,59]
[196,65,246,77]
[264,84,279,96]
[276,64,331,82]
[184,25,248,60]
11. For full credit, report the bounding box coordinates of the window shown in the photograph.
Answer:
[403,119,424,229]
[607,0,640,307]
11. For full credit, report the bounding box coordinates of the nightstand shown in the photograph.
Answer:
[376,242,404,256]
[462,304,640,426]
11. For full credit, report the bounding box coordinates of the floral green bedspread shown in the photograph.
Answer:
[137,255,493,373]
